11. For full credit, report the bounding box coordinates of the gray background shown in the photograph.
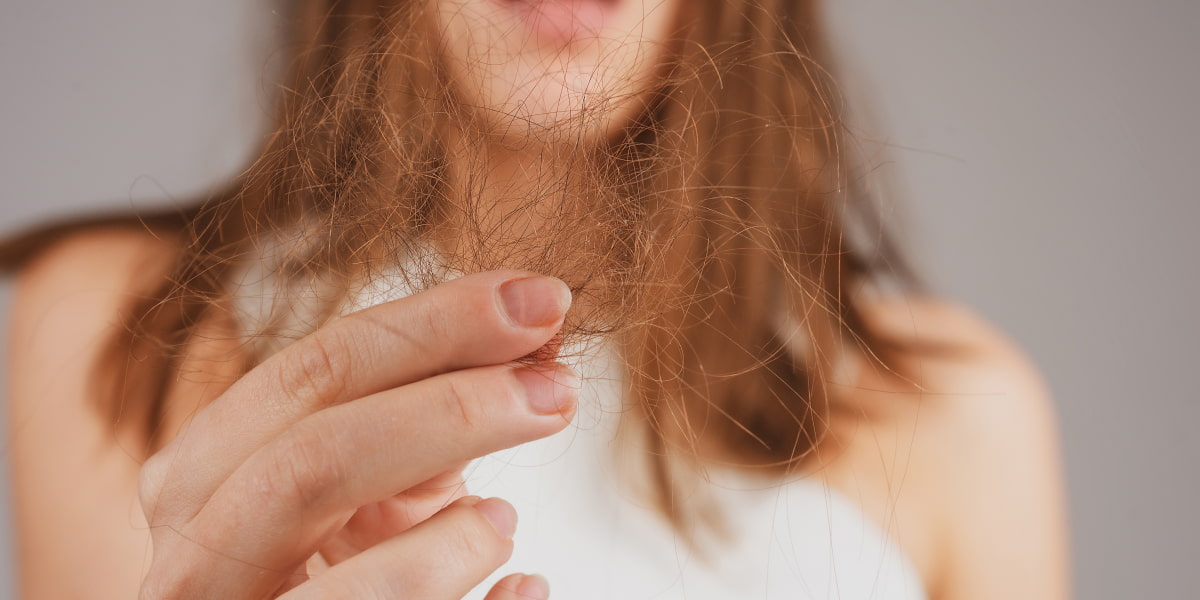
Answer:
[1,1,1196,598]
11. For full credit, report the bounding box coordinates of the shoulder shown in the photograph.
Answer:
[11,225,177,344]
[10,226,179,372]
[819,296,1070,599]
[13,225,177,304]
[8,225,182,449]
[858,296,1056,432]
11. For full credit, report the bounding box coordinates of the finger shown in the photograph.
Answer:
[174,362,577,597]
[279,497,518,600]
[319,469,469,565]
[140,271,569,518]
[484,574,551,600]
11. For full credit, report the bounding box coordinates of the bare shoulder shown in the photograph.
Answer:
[859,296,1055,418]
[9,226,178,402]
[10,226,178,384]
[12,225,176,313]
[819,296,1070,599]
[6,226,178,597]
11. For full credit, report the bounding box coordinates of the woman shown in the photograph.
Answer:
[1,0,1069,598]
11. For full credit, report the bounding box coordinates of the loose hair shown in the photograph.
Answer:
[1,0,918,538]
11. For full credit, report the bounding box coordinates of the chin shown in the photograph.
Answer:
[431,0,679,145]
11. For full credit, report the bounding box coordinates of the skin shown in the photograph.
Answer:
[431,0,682,142]
[432,0,684,238]
[7,229,1070,599]
[5,1,1069,597]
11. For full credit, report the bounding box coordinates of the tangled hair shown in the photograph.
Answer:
[1,0,918,537]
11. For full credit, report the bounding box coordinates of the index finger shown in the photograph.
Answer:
[140,270,571,518]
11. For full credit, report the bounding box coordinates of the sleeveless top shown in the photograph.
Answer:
[233,255,930,600]
[460,347,927,600]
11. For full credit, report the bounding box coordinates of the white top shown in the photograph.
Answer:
[233,256,929,599]
[461,347,928,600]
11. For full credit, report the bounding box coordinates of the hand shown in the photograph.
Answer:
[136,271,576,599]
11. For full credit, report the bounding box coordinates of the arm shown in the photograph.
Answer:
[6,229,173,597]
[921,312,1071,599]
[829,300,1071,599]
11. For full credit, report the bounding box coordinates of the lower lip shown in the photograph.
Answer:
[500,0,614,44]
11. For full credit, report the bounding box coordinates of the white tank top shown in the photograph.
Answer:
[233,255,930,600]
[461,346,928,600]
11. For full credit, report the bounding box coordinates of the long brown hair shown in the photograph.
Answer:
[1,0,917,536]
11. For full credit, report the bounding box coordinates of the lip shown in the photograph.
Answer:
[499,0,616,45]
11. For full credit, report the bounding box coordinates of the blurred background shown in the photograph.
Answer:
[1,1,1196,597]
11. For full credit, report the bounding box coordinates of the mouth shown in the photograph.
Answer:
[497,0,619,45]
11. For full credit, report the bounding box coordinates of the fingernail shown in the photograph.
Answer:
[517,574,550,598]
[474,497,517,540]
[498,276,571,328]
[513,364,580,416]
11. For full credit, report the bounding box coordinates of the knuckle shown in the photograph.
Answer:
[442,376,477,428]
[138,446,193,524]
[434,368,526,433]
[441,511,504,571]
[418,299,455,345]
[262,425,344,511]
[276,332,351,409]
[137,454,168,515]
[427,520,492,580]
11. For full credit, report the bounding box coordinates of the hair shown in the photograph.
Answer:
[1,0,919,539]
